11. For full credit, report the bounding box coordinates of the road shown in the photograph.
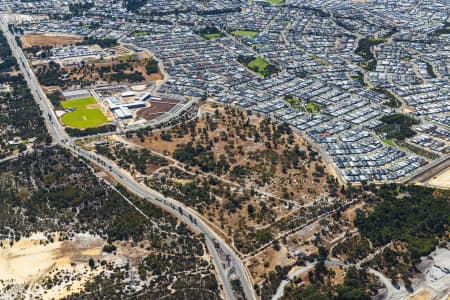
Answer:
[0,149,34,164]
[369,268,408,300]
[0,16,67,144]
[0,14,256,300]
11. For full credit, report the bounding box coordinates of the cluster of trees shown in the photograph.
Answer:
[47,90,64,107]
[281,267,374,300]
[332,236,371,263]
[76,37,118,48]
[431,22,450,36]
[377,113,419,140]
[0,31,49,156]
[125,0,146,11]
[0,33,17,72]
[195,26,225,39]
[0,72,50,157]
[145,58,158,74]
[24,45,52,59]
[69,2,94,16]
[37,59,148,88]
[373,88,402,108]
[355,185,449,261]
[65,124,116,137]
[95,143,168,175]
[148,174,214,208]
[110,70,145,82]
[355,37,387,71]
[36,61,65,87]
[174,142,230,175]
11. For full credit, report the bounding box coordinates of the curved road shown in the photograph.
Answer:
[0,14,256,300]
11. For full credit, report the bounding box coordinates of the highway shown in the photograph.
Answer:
[0,14,256,300]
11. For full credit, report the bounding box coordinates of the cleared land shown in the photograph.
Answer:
[427,167,450,189]
[231,30,259,37]
[136,99,180,121]
[61,96,109,129]
[20,33,83,48]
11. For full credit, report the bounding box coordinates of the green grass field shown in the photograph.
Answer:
[382,139,396,147]
[248,57,269,71]
[61,97,96,109]
[61,96,109,129]
[201,33,225,40]
[267,0,284,3]
[247,57,270,77]
[231,30,259,37]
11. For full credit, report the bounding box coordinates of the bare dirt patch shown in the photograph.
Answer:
[0,233,158,299]
[247,245,296,283]
[427,167,450,189]
[20,34,83,48]
[85,104,100,110]
[137,99,180,120]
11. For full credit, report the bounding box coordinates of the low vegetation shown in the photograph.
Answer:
[231,30,259,37]
[36,55,159,89]
[0,147,219,299]
[115,103,341,254]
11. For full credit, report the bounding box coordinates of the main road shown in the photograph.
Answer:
[0,14,256,300]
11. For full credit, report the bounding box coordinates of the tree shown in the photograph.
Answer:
[89,258,95,269]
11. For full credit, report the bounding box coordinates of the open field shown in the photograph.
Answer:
[248,57,269,75]
[20,33,83,48]
[201,33,225,40]
[231,30,259,37]
[61,96,97,109]
[267,0,284,3]
[61,97,109,128]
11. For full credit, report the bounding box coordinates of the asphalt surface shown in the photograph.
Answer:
[0,15,256,300]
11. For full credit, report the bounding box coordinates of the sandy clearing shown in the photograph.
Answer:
[404,288,431,300]
[427,168,450,189]
[0,240,59,284]
[130,84,148,91]
[81,247,102,256]
[0,234,104,285]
